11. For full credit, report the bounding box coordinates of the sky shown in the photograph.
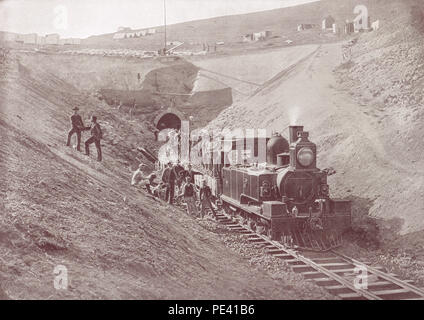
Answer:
[0,0,319,38]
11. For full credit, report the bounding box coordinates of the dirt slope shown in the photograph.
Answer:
[0,50,331,299]
[208,2,424,235]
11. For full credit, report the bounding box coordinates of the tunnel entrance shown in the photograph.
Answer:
[156,113,182,130]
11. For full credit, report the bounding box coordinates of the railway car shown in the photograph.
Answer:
[193,125,351,251]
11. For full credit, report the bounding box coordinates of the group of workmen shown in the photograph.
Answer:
[131,161,217,218]
[66,107,103,161]
[67,106,217,217]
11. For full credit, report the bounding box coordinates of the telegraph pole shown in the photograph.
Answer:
[164,0,167,53]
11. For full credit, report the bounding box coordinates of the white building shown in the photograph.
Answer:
[2,32,16,42]
[45,33,60,45]
[36,35,46,45]
[322,16,335,30]
[147,28,156,35]
[113,33,126,40]
[16,33,37,44]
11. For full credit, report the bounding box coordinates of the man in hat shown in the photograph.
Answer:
[186,164,201,183]
[145,172,157,195]
[161,162,177,204]
[66,107,85,151]
[84,115,103,162]
[131,163,147,186]
[180,175,198,217]
[199,179,217,218]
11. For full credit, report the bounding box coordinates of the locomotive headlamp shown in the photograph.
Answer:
[297,147,314,167]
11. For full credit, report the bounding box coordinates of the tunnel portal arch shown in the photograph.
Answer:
[154,109,186,131]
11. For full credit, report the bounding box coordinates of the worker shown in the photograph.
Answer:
[173,160,185,190]
[199,179,216,218]
[66,107,85,151]
[152,182,166,199]
[186,164,201,183]
[131,163,147,186]
[145,173,157,194]
[161,162,176,204]
[180,175,198,217]
[84,115,103,162]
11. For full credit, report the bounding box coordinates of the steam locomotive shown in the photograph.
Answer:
[189,125,351,251]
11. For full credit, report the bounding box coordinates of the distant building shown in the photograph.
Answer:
[45,33,60,45]
[36,35,46,45]
[297,24,315,31]
[2,32,16,42]
[16,33,37,44]
[344,21,355,34]
[242,34,254,42]
[113,33,125,40]
[252,32,262,41]
[322,15,335,30]
[242,30,271,42]
[14,34,24,43]
[147,28,156,35]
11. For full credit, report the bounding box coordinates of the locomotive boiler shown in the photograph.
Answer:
[194,125,351,251]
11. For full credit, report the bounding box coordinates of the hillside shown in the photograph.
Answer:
[81,0,400,52]
[208,0,424,237]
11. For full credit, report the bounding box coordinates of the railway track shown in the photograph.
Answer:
[214,210,424,300]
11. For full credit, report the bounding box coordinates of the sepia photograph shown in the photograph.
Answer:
[0,0,424,306]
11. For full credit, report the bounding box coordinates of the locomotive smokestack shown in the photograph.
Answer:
[289,126,304,144]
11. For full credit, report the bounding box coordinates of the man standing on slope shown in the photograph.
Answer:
[66,107,85,151]
[199,179,216,218]
[180,175,198,217]
[84,115,103,162]
[161,162,176,204]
